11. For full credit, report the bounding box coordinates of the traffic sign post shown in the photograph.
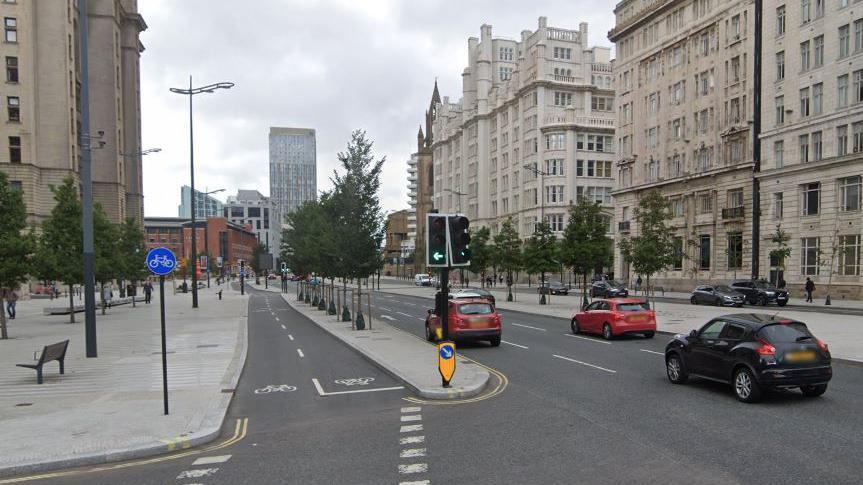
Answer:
[145,247,176,415]
[437,341,456,388]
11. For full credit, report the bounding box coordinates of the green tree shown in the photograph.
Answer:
[468,226,492,287]
[561,199,613,308]
[251,242,268,283]
[34,177,83,323]
[93,203,119,314]
[769,223,791,276]
[618,191,676,307]
[493,217,522,302]
[0,172,34,339]
[116,218,147,307]
[522,221,559,304]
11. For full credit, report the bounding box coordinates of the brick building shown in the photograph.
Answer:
[144,217,258,275]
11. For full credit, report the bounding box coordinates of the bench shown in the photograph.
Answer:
[16,340,69,384]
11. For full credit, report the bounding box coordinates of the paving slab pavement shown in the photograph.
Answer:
[0,283,248,478]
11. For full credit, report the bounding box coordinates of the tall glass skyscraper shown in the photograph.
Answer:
[269,127,317,223]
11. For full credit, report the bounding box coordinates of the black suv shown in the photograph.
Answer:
[538,281,569,295]
[590,280,628,298]
[665,314,832,402]
[730,279,788,306]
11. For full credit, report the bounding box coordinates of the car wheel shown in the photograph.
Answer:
[690,296,698,305]
[800,384,827,397]
[571,317,580,334]
[602,323,613,340]
[733,367,763,403]
[666,354,688,384]
[777,301,787,307]
[489,336,501,347]
[758,295,768,306]
[644,331,655,339]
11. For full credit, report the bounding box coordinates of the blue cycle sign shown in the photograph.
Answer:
[146,247,177,276]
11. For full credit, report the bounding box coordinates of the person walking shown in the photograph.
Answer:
[6,289,18,320]
[143,281,153,304]
[635,275,643,295]
[778,277,787,289]
[805,277,815,303]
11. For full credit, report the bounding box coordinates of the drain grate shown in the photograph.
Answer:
[15,403,33,407]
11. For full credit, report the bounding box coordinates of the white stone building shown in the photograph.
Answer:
[224,189,281,262]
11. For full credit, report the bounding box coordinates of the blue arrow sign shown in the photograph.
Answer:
[439,346,454,360]
[146,247,177,276]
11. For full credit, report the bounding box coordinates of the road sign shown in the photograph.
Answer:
[200,255,208,271]
[437,341,456,388]
[146,247,177,276]
[216,256,223,268]
[281,262,288,273]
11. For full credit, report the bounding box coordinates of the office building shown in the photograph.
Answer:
[224,189,280,261]
[178,185,224,219]
[144,216,257,275]
[269,127,316,219]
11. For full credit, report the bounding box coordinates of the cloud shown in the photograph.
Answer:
[139,0,615,218]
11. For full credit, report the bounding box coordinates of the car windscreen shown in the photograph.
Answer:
[458,303,494,315]
[608,280,624,287]
[714,285,734,292]
[616,302,650,311]
[752,280,775,289]
[758,323,813,343]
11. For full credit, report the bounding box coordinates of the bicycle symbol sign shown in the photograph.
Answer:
[145,247,177,276]
[335,377,375,386]
[254,384,297,394]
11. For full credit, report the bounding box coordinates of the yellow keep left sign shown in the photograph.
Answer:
[437,341,456,387]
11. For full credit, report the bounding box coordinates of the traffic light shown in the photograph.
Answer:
[448,215,471,266]
[427,214,448,267]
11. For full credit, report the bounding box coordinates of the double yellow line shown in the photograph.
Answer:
[403,357,509,405]
[0,418,249,484]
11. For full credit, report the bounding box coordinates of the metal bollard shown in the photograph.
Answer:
[218,290,223,300]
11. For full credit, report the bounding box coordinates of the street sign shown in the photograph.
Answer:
[216,256,223,268]
[146,247,177,276]
[281,262,288,273]
[437,341,456,388]
[200,255,208,271]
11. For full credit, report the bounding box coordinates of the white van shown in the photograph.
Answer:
[414,274,431,286]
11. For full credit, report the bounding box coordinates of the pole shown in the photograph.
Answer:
[159,275,169,415]
[440,268,450,341]
[79,0,97,358]
[205,221,210,288]
[189,76,199,309]
[751,0,763,279]
[240,260,245,295]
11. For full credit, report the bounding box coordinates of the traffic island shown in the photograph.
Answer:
[281,292,489,400]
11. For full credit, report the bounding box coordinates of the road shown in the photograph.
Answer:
[12,285,863,484]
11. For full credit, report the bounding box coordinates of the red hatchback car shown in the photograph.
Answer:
[571,298,656,340]
[425,298,502,346]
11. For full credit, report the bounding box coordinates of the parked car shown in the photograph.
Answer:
[665,314,832,402]
[452,288,496,306]
[690,285,746,307]
[571,298,656,340]
[538,281,569,295]
[589,280,629,298]
[414,274,431,286]
[730,279,788,306]
[425,298,501,346]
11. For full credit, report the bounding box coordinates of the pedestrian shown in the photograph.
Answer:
[102,285,112,309]
[805,277,815,303]
[6,289,18,320]
[144,281,153,304]
[635,275,643,295]
[778,277,787,289]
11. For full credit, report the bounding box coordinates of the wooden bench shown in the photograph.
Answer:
[16,340,69,384]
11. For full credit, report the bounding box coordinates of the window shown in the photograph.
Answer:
[802,0,812,23]
[700,320,727,339]
[3,17,16,43]
[5,56,16,82]
[800,41,810,71]
[554,91,572,106]
[575,186,612,205]
[799,134,810,163]
[499,46,514,61]
[840,25,851,58]
[775,51,785,81]
[668,154,683,177]
[813,35,824,68]
[800,87,810,117]
[726,189,743,209]
[671,198,684,217]
[840,176,861,211]
[857,19,863,52]
[811,131,822,161]
[802,182,820,215]
[545,185,565,203]
[773,192,784,219]
[838,125,849,156]
[838,74,849,108]
[855,122,863,153]
[499,66,513,81]
[553,47,572,60]
[838,235,861,276]
[591,96,614,111]
[854,70,863,103]
[801,237,821,275]
[8,135,20,163]
[697,193,713,214]
[647,127,659,149]
[700,33,710,55]
[720,324,747,340]
[727,232,743,270]
[776,6,786,35]
[699,235,711,270]
[648,158,660,181]
[548,214,565,232]
[546,158,564,175]
[774,139,784,168]
[7,96,18,122]
[545,133,565,150]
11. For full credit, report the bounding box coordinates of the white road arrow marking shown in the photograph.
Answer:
[381,315,397,321]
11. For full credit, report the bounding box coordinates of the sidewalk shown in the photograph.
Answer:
[250,282,490,399]
[0,283,248,478]
[375,278,863,363]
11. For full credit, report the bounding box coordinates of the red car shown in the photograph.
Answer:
[571,298,656,340]
[425,298,502,346]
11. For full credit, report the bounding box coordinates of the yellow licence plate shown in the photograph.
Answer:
[628,315,646,322]
[785,350,817,363]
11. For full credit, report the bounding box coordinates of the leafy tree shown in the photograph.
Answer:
[769,223,791,277]
[116,218,147,307]
[0,172,34,339]
[522,221,559,304]
[468,226,492,287]
[561,199,612,307]
[492,217,522,302]
[251,242,268,283]
[93,204,119,314]
[618,191,676,307]
[34,177,83,323]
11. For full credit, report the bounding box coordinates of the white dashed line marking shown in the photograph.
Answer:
[400,435,426,444]
[297,349,304,358]
[511,323,546,331]
[176,468,219,479]
[398,464,429,474]
[399,481,430,485]
[400,448,427,458]
[280,324,286,330]
[400,414,422,422]
[288,334,294,340]
[400,424,423,433]
[396,311,414,318]
[401,407,421,413]
[553,354,617,373]
[191,455,232,465]
[501,340,528,349]
[565,333,612,345]
[640,349,664,355]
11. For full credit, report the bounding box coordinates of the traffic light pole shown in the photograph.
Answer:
[440,268,449,341]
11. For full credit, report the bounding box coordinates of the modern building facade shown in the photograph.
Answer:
[269,127,316,219]
[144,216,257,276]
[431,18,615,244]
[224,189,280,260]
[757,0,863,298]
[0,0,147,225]
[406,153,418,250]
[178,185,224,219]
[609,0,756,289]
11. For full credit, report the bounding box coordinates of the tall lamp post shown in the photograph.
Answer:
[523,163,548,222]
[120,147,162,223]
[170,78,233,309]
[201,188,225,288]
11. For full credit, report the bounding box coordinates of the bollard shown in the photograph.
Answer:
[218,290,223,300]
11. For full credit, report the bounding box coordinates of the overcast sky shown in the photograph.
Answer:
[139,0,615,217]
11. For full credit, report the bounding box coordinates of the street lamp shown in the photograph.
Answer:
[121,148,162,225]
[170,77,233,309]
[442,188,467,213]
[202,188,225,288]
[523,164,548,221]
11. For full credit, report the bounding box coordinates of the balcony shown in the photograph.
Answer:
[547,74,578,84]
[591,63,613,73]
[721,206,745,220]
[618,221,631,232]
[544,111,614,129]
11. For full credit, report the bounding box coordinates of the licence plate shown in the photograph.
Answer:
[627,315,646,322]
[785,350,817,363]
[468,318,489,327]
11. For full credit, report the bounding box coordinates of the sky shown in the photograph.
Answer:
[138,0,615,217]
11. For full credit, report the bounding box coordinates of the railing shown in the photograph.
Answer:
[543,112,615,128]
[721,206,745,219]
[591,63,613,73]
[548,74,578,84]
[618,221,631,232]
[547,28,581,42]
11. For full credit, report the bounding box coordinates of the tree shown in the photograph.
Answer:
[618,191,676,307]
[522,221,559,304]
[0,172,34,339]
[116,218,147,307]
[561,199,613,308]
[493,217,522,302]
[768,223,791,281]
[468,226,492,287]
[91,204,120,314]
[251,242,268,284]
[34,177,83,323]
